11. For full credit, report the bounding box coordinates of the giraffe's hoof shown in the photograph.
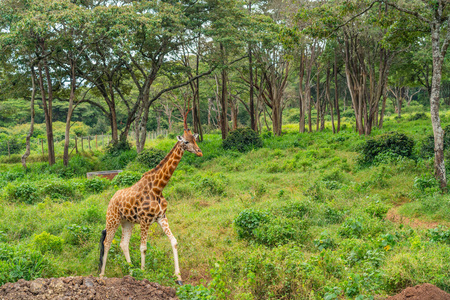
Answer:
[176,280,183,286]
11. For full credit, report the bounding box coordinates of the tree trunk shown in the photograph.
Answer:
[220,43,229,139]
[22,66,36,169]
[63,59,76,166]
[316,70,320,132]
[334,50,340,132]
[327,66,335,133]
[431,23,446,191]
[298,51,306,133]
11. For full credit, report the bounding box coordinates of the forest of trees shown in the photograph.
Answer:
[1,0,450,188]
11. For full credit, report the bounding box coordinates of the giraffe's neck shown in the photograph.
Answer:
[143,142,184,193]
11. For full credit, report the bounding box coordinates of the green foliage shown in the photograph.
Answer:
[41,181,78,201]
[177,284,216,300]
[420,125,450,158]
[0,243,51,285]
[358,132,414,166]
[339,217,364,239]
[64,224,91,245]
[83,177,110,193]
[223,128,263,152]
[254,218,308,247]
[428,226,450,244]
[192,173,227,196]
[32,231,64,254]
[4,181,39,204]
[234,209,269,239]
[137,148,166,169]
[313,231,335,251]
[111,171,141,187]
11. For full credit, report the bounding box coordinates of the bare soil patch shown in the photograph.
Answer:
[386,283,450,300]
[0,275,178,300]
[386,207,440,229]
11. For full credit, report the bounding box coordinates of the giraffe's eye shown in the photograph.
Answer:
[184,141,189,144]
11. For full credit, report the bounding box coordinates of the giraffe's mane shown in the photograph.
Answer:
[141,141,181,178]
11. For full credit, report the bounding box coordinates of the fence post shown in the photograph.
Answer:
[88,136,91,150]
[75,136,78,154]
[95,135,98,150]
[7,140,10,159]
[81,137,84,151]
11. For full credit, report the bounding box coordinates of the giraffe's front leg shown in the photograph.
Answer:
[140,222,150,270]
[157,217,183,285]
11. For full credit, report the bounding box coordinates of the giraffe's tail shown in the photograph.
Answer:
[98,229,107,273]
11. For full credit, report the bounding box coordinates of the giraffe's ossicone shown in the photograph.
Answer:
[98,128,202,285]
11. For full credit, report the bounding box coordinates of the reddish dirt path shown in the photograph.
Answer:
[387,283,450,300]
[0,275,178,300]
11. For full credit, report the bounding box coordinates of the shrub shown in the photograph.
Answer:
[4,182,39,204]
[223,128,263,152]
[313,231,335,251]
[427,226,450,244]
[339,217,364,238]
[420,125,450,158]
[84,177,110,193]
[32,231,64,254]
[41,181,77,200]
[0,243,51,285]
[278,201,310,218]
[137,148,166,169]
[234,209,269,239]
[111,171,141,187]
[253,218,308,246]
[358,132,414,166]
[365,201,390,219]
[101,150,137,170]
[177,284,216,300]
[408,112,427,121]
[64,224,91,245]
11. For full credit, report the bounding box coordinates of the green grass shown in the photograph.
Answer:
[0,115,450,299]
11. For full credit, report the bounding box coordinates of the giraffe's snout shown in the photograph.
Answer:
[196,150,203,157]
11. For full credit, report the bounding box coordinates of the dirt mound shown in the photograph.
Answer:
[0,275,179,300]
[387,283,450,300]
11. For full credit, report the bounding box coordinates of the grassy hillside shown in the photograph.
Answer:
[0,113,450,299]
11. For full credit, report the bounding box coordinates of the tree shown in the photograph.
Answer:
[383,0,450,190]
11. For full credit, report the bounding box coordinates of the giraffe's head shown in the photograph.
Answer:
[177,129,203,157]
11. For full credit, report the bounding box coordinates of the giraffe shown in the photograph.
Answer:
[98,114,202,285]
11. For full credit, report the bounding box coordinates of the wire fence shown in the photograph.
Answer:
[0,129,169,159]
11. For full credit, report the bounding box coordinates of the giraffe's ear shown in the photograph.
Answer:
[193,133,199,140]
[177,135,186,143]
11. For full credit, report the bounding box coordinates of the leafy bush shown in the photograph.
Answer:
[64,224,91,245]
[420,125,450,158]
[41,181,77,200]
[32,231,64,254]
[234,209,269,239]
[83,177,110,193]
[358,132,414,166]
[278,201,310,218]
[408,112,427,121]
[427,226,450,244]
[253,218,308,246]
[338,217,364,238]
[4,182,39,204]
[111,171,141,187]
[313,231,335,251]
[192,173,227,196]
[137,148,166,169]
[0,243,51,285]
[223,128,263,152]
[177,284,216,300]
[365,201,390,219]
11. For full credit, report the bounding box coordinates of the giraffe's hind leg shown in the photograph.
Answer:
[99,218,120,277]
[120,220,133,264]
